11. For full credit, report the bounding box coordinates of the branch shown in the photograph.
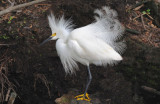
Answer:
[0,0,46,16]
[141,14,146,30]
[141,86,160,95]
[0,43,16,46]
[125,28,141,35]
[132,0,151,10]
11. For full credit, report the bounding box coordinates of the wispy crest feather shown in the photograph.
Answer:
[48,13,74,35]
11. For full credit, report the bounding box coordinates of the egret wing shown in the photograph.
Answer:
[73,6,126,54]
[68,30,122,66]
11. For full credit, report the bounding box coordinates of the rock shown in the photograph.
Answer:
[55,89,102,104]
[71,99,90,104]
[55,92,74,104]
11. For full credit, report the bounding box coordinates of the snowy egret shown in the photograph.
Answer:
[40,6,126,101]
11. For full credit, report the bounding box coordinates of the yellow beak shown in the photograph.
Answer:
[51,33,56,37]
[40,33,56,46]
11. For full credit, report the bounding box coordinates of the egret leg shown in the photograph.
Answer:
[75,65,92,101]
[84,65,92,96]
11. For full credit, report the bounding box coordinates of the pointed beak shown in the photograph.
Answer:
[39,36,52,46]
[39,33,56,46]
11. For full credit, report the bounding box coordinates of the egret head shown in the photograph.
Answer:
[40,13,74,46]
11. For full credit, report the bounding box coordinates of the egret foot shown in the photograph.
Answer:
[74,93,91,102]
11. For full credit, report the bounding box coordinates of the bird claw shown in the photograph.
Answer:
[74,93,91,102]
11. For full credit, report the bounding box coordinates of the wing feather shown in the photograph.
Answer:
[93,6,126,54]
[68,32,122,66]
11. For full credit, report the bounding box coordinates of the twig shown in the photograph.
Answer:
[146,14,154,20]
[133,15,141,21]
[0,43,16,46]
[34,74,51,97]
[8,0,15,7]
[133,4,144,11]
[132,0,151,10]
[141,86,160,95]
[141,14,146,30]
[0,0,46,16]
[133,13,145,21]
[5,88,11,101]
[125,28,141,35]
[147,33,152,43]
[8,92,17,104]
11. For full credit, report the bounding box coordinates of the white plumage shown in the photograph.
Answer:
[43,6,126,74]
[40,6,126,100]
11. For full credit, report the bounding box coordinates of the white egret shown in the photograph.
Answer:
[40,6,126,101]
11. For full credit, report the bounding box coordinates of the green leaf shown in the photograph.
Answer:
[142,11,146,14]
[2,35,9,39]
[7,21,11,24]
[147,9,150,12]
[9,16,14,20]
[146,9,150,14]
